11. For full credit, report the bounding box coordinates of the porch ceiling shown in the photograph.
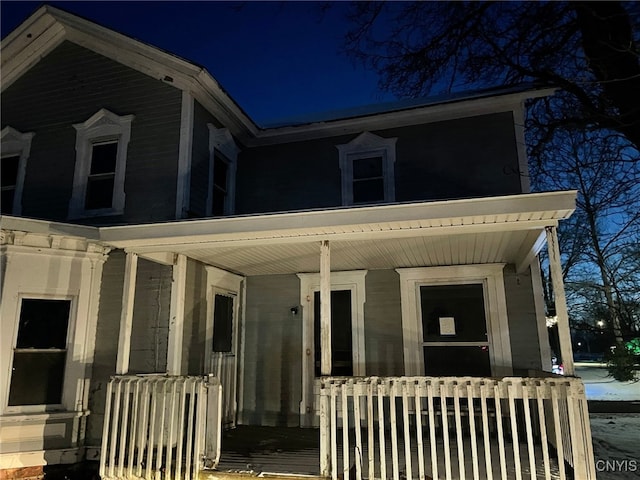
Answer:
[100,191,577,276]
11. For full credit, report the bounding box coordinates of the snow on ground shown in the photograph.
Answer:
[575,364,640,401]
[573,364,640,479]
[590,414,640,480]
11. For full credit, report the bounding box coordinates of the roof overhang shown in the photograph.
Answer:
[1,191,574,276]
[2,6,556,147]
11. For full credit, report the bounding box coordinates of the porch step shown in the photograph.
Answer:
[200,472,324,480]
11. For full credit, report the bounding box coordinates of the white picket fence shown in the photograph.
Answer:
[100,375,222,480]
[319,376,596,480]
[210,352,237,428]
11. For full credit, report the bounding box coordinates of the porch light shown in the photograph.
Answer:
[546,315,558,328]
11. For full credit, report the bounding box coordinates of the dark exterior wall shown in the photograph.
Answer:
[184,259,209,375]
[241,274,302,426]
[86,251,173,446]
[503,264,543,372]
[188,101,221,218]
[1,41,182,224]
[236,112,522,214]
[364,270,404,375]
[86,250,124,446]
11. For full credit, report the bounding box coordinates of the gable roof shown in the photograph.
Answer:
[1,5,555,146]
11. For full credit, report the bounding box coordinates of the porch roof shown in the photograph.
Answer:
[100,191,576,276]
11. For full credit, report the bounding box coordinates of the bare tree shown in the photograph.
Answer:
[344,1,640,152]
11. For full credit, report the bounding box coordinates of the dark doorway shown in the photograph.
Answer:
[313,290,353,376]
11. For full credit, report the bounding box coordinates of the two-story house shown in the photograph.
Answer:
[1,5,595,480]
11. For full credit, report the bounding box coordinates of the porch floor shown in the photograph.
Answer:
[213,426,566,479]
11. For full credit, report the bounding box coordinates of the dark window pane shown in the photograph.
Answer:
[424,346,491,376]
[353,178,384,203]
[9,351,66,405]
[16,299,70,349]
[85,176,114,210]
[213,156,228,190]
[314,290,353,376]
[1,155,20,187]
[90,142,117,174]
[2,188,15,214]
[212,188,226,216]
[353,156,382,179]
[213,294,234,352]
[420,284,487,342]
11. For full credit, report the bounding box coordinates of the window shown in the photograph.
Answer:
[212,293,234,352]
[336,132,397,205]
[8,298,71,406]
[207,125,238,216]
[69,109,134,218]
[397,265,513,377]
[1,126,34,216]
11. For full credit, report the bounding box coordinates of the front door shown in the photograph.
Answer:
[313,290,353,376]
[419,284,492,376]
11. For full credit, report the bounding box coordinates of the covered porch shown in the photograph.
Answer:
[97,191,594,479]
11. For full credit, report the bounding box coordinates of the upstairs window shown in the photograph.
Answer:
[69,109,134,218]
[337,132,397,206]
[1,126,34,216]
[9,298,72,406]
[207,125,238,217]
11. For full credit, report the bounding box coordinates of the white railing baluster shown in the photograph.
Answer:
[480,381,493,480]
[507,381,523,480]
[467,380,480,480]
[522,384,536,480]
[389,380,400,480]
[440,380,452,480]
[317,375,593,480]
[377,379,387,480]
[494,384,508,480]
[401,379,413,480]
[453,381,465,479]
[427,381,438,480]
[415,379,425,480]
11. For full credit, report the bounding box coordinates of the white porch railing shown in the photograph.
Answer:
[210,352,236,428]
[319,376,596,480]
[100,375,222,480]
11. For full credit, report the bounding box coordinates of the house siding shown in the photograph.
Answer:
[85,252,173,446]
[188,102,219,217]
[241,274,302,426]
[184,259,209,375]
[503,264,543,372]
[1,41,182,224]
[236,112,522,214]
[364,269,404,376]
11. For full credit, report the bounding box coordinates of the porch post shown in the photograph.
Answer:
[545,226,575,375]
[167,253,187,375]
[320,240,332,376]
[116,251,138,375]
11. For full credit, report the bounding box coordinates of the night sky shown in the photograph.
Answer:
[1,1,397,125]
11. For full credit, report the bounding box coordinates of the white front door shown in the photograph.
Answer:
[205,267,243,428]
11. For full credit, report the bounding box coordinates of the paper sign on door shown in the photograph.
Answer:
[439,316,456,336]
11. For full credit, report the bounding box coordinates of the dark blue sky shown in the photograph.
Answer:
[1,1,397,125]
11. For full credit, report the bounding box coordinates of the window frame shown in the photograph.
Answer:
[69,109,134,218]
[336,132,397,206]
[397,264,513,377]
[206,125,238,217]
[5,293,77,413]
[1,126,34,216]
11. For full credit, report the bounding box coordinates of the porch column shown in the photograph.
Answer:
[116,251,138,375]
[546,226,575,375]
[167,253,187,375]
[320,240,332,376]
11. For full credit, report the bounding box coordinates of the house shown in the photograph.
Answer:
[1,5,595,480]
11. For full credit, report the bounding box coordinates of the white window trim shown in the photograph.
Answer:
[1,126,34,216]
[396,264,512,377]
[336,132,397,206]
[298,270,367,422]
[69,108,134,218]
[206,125,239,216]
[4,293,77,413]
